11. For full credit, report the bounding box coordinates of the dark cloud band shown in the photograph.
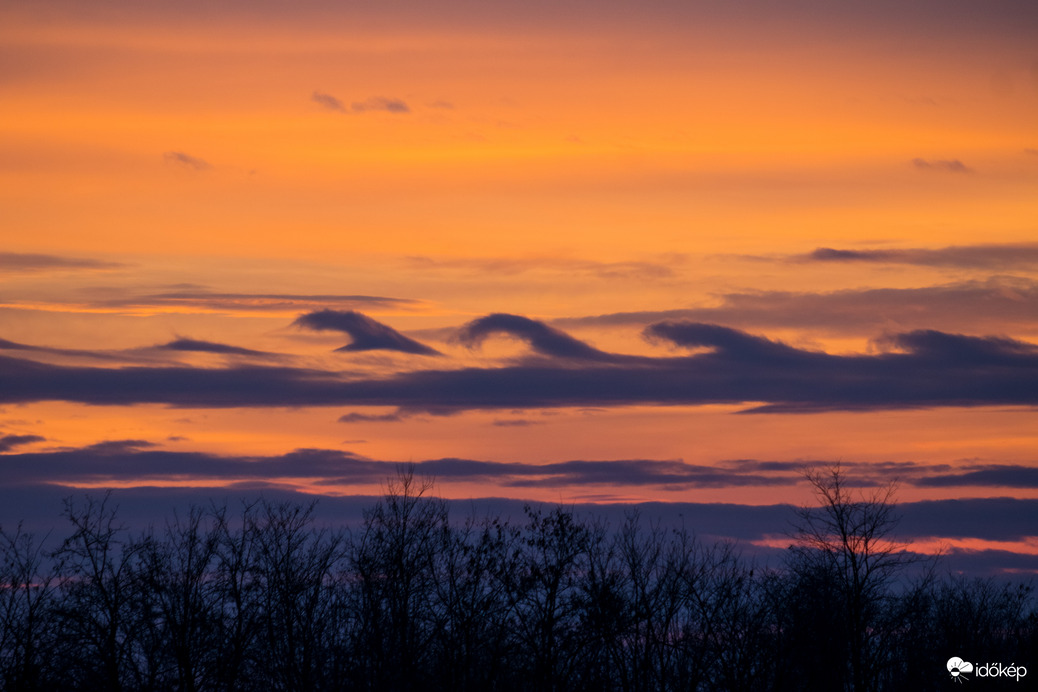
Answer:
[2,320,1036,412]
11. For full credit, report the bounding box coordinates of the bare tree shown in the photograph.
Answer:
[250,500,346,691]
[133,507,222,692]
[5,481,1035,691]
[0,524,56,691]
[50,493,147,691]
[789,464,918,692]
[506,505,594,692]
[429,513,516,692]
[211,501,264,691]
[348,466,447,691]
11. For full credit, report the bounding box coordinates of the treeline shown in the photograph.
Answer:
[0,468,1035,692]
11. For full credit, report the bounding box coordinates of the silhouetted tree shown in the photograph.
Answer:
[210,501,264,691]
[133,507,222,692]
[0,524,57,691]
[2,470,1035,692]
[429,513,517,692]
[507,505,594,692]
[348,467,447,691]
[50,494,147,691]
[788,464,919,692]
[250,500,345,691]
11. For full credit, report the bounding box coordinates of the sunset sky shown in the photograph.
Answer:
[2,0,1038,573]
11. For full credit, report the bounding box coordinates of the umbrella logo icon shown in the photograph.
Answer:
[947,657,973,682]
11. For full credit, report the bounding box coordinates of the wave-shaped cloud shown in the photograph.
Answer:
[293,309,440,355]
[2,318,1035,413]
[455,313,616,361]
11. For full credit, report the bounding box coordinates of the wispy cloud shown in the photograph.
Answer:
[793,243,1038,269]
[913,465,1038,488]
[406,255,678,280]
[311,90,346,112]
[0,434,45,453]
[163,151,212,170]
[492,418,541,427]
[351,97,410,114]
[5,439,1037,506]
[556,279,1038,335]
[0,442,794,489]
[55,289,423,315]
[911,157,973,173]
[338,411,407,423]
[156,338,273,358]
[0,252,124,273]
[0,337,132,363]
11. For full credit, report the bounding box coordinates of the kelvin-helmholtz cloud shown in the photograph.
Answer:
[1,312,1036,413]
[293,309,440,355]
[455,313,617,361]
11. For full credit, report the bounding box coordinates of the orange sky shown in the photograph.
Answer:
[2,0,1037,554]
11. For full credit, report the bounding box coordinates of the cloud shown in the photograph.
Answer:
[2,320,1036,413]
[879,329,1037,362]
[794,243,1038,269]
[157,338,272,357]
[75,289,422,314]
[899,498,1038,542]
[0,338,54,352]
[0,337,132,363]
[727,457,1038,493]
[80,439,157,455]
[338,411,406,423]
[0,470,1036,576]
[913,465,1038,488]
[0,441,796,490]
[644,321,805,360]
[311,90,346,112]
[406,255,677,280]
[485,459,794,489]
[0,335,265,366]
[0,252,123,272]
[556,278,1038,336]
[0,434,44,453]
[911,157,973,173]
[0,444,373,486]
[293,309,440,355]
[454,313,616,361]
[163,151,212,170]
[3,441,1036,549]
[351,97,410,114]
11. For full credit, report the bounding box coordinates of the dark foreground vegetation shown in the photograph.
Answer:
[1,467,1035,691]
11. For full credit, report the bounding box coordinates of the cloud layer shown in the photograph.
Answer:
[3,440,1036,495]
[796,243,1038,269]
[2,317,1036,413]
[558,279,1038,335]
[0,252,124,272]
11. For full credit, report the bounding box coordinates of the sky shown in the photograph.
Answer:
[2,0,1038,574]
